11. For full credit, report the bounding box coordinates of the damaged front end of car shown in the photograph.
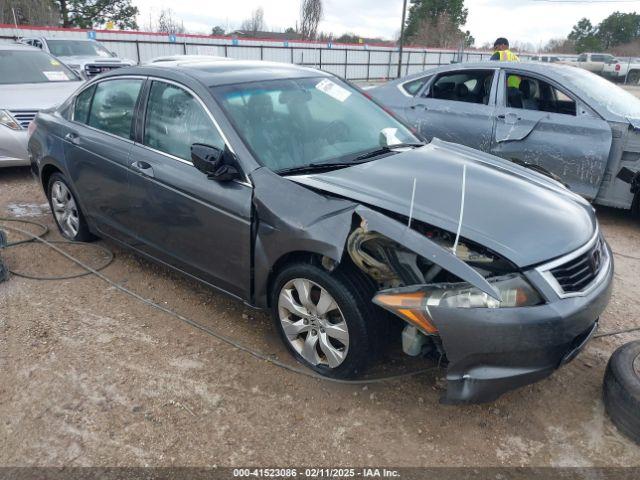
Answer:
[343,206,611,404]
[250,146,612,404]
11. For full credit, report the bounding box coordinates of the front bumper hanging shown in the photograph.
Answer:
[431,244,614,404]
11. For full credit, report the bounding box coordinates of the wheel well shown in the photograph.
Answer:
[265,251,324,307]
[40,164,62,193]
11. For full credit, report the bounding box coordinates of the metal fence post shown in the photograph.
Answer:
[366,50,371,81]
[625,56,633,85]
[2,26,483,81]
[344,49,348,79]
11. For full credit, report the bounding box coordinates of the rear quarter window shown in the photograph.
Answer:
[402,77,430,96]
[73,85,95,124]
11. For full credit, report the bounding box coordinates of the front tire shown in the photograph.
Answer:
[47,173,94,242]
[271,263,382,379]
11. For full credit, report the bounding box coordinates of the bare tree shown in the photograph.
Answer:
[300,0,322,40]
[542,38,576,54]
[240,7,265,33]
[1,0,59,26]
[156,9,185,34]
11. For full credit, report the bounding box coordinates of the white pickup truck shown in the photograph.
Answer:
[563,52,617,74]
[603,58,640,83]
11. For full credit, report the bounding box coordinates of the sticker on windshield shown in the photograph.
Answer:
[380,128,403,146]
[315,79,351,102]
[50,59,61,66]
[43,71,69,81]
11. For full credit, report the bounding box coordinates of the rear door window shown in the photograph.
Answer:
[425,70,495,105]
[87,79,143,139]
[401,76,430,96]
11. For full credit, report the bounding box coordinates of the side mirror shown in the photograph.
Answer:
[191,143,240,182]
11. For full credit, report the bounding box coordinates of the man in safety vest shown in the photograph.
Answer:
[490,37,519,62]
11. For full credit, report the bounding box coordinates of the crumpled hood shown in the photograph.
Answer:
[0,82,82,110]
[290,139,596,268]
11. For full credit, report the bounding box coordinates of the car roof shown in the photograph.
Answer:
[24,37,95,41]
[0,42,40,51]
[150,55,231,62]
[101,60,331,87]
[391,61,580,84]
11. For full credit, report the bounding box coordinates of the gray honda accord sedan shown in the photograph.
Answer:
[28,61,613,404]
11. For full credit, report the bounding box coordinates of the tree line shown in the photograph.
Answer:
[561,12,640,54]
[3,0,470,48]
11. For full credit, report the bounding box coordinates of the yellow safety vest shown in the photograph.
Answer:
[497,50,520,62]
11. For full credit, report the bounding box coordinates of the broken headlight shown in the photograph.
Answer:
[373,274,543,334]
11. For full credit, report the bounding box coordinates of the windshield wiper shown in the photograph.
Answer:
[352,142,424,162]
[277,162,357,176]
[277,143,425,176]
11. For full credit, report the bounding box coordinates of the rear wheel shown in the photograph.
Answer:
[627,70,640,85]
[47,173,94,242]
[271,262,383,379]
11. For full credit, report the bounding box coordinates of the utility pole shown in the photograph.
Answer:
[397,0,408,78]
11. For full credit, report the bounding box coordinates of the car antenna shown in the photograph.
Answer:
[452,164,467,256]
[407,177,417,229]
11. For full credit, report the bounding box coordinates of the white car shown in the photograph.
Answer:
[603,58,640,83]
[0,43,82,167]
[19,37,136,80]
[563,52,616,74]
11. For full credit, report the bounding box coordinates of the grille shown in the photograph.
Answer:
[9,110,38,129]
[84,64,124,77]
[550,237,605,294]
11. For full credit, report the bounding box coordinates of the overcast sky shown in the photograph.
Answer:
[134,0,640,48]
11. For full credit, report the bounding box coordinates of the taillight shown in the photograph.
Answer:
[27,119,37,137]
[615,64,621,71]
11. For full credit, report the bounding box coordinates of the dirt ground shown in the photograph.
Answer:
[1,167,640,467]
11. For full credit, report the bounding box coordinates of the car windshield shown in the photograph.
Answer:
[212,77,419,172]
[568,67,640,119]
[0,49,78,84]
[47,40,112,58]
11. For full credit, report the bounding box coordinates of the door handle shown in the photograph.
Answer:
[497,113,522,123]
[64,132,80,145]
[411,104,427,110]
[130,160,154,177]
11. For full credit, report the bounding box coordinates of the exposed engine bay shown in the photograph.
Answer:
[344,213,542,360]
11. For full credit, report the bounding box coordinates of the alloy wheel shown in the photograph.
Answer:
[51,180,80,239]
[277,278,349,368]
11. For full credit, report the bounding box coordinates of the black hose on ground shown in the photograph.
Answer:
[1,216,639,378]
[0,218,438,385]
